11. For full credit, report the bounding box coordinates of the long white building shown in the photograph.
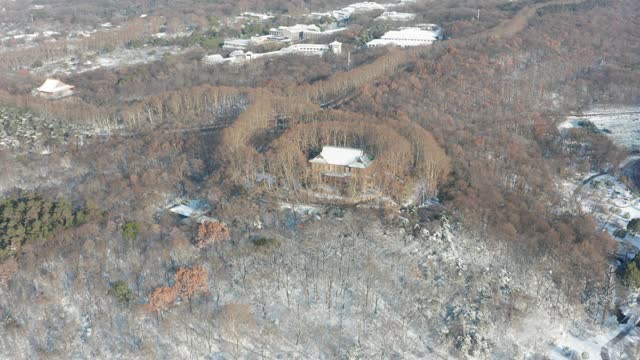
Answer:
[203,41,342,66]
[366,25,444,48]
[283,41,342,56]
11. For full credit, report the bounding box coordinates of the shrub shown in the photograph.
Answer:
[613,228,627,239]
[623,261,640,289]
[253,237,280,248]
[112,280,134,304]
[122,221,141,242]
[627,218,640,234]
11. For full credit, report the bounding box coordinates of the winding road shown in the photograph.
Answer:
[600,306,640,360]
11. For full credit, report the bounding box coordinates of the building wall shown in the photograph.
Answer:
[38,89,74,99]
[311,163,367,178]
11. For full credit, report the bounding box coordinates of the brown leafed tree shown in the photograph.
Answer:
[145,286,177,314]
[196,221,231,248]
[174,265,208,301]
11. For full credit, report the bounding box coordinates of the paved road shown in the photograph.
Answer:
[600,306,640,360]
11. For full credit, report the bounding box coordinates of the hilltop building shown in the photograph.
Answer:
[310,146,373,182]
[35,79,74,99]
[331,2,389,21]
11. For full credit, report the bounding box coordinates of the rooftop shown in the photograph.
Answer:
[37,79,74,93]
[376,12,416,21]
[310,146,373,168]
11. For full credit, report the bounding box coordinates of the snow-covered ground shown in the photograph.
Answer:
[561,106,640,150]
[555,107,640,357]
[548,323,640,360]
[558,106,640,251]
[585,106,640,150]
[561,172,640,251]
[32,46,186,76]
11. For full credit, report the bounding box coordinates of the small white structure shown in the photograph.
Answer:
[202,54,225,65]
[366,25,443,48]
[328,41,343,55]
[376,11,416,21]
[310,146,372,168]
[310,146,373,181]
[169,202,216,224]
[170,204,205,218]
[35,79,75,99]
[223,39,251,50]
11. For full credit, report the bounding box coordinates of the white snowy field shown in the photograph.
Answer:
[563,106,640,150]
[548,323,640,360]
[32,46,185,76]
[558,106,640,251]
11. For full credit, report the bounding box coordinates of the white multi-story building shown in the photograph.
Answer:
[366,25,444,48]
[269,24,321,40]
[223,39,251,50]
[282,41,342,56]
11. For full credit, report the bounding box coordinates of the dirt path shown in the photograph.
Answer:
[482,0,588,39]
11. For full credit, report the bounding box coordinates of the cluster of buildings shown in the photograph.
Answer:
[269,24,348,41]
[311,0,417,22]
[367,24,444,48]
[223,23,347,51]
[205,41,342,65]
